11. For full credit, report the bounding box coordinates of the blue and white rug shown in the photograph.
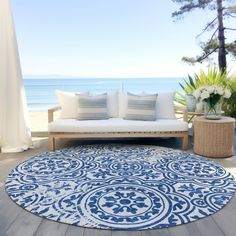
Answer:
[5,145,236,230]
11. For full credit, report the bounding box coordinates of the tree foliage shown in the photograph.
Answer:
[172,0,236,71]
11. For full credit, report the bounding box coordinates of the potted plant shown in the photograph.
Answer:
[178,75,197,112]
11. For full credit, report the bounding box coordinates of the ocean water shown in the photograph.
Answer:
[23,78,184,111]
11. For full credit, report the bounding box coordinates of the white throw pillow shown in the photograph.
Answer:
[90,90,119,118]
[56,90,88,119]
[156,92,176,119]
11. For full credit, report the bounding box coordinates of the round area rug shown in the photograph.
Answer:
[5,145,236,230]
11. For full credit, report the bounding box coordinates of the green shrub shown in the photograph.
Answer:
[196,68,228,87]
[176,67,229,106]
[223,76,236,118]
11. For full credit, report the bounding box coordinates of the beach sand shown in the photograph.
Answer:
[29,111,48,132]
[29,111,60,133]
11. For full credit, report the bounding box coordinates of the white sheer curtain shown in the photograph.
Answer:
[0,0,32,153]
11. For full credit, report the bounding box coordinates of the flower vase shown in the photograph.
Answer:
[203,101,222,120]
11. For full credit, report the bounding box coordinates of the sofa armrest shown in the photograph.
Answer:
[174,105,188,122]
[48,106,61,123]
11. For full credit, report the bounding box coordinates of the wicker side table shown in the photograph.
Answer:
[193,116,235,158]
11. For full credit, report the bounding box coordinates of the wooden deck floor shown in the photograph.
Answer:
[0,135,236,236]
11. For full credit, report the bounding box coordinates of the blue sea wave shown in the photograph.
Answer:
[23,78,184,111]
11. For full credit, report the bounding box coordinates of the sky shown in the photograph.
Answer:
[12,0,236,78]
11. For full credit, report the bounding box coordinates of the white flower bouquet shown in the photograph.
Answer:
[193,85,231,118]
[193,85,231,101]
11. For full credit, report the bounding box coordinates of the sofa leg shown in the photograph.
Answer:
[48,136,55,151]
[182,134,189,150]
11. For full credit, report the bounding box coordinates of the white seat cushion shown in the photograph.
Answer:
[48,118,188,133]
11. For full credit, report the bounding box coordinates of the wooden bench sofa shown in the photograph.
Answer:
[48,105,189,151]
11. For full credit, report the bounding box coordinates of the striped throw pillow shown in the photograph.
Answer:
[125,93,158,121]
[77,94,109,120]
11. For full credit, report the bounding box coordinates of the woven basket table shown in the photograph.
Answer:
[193,116,235,158]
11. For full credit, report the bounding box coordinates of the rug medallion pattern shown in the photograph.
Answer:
[5,145,236,230]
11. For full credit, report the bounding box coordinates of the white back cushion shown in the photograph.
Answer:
[56,90,175,120]
[119,92,128,118]
[156,92,176,119]
[56,90,88,119]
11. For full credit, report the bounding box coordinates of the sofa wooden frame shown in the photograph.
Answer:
[48,106,189,151]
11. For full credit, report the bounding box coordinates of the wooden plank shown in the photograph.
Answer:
[194,216,224,236]
[212,200,236,236]
[228,193,236,211]
[65,225,85,236]
[4,210,42,236]
[0,188,23,235]
[168,223,200,236]
[34,219,68,236]
[84,228,111,236]
[111,230,141,236]
[141,229,170,236]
